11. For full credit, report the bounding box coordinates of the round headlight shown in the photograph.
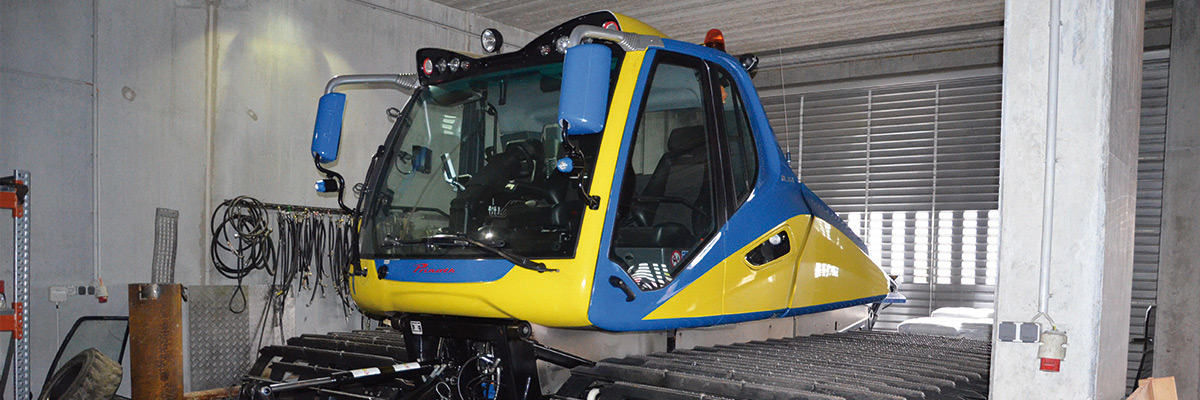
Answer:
[554,36,570,54]
[481,28,504,54]
[448,58,461,73]
[436,58,447,73]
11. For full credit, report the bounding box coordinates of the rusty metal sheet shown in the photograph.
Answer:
[129,283,184,400]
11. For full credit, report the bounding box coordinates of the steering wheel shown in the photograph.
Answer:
[503,141,542,182]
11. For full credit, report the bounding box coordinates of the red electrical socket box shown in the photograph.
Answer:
[1040,357,1061,372]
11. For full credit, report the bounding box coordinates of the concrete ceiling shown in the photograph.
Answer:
[427,0,1004,55]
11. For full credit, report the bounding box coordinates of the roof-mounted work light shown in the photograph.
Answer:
[481,28,504,54]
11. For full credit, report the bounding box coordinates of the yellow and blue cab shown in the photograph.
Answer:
[315,11,894,333]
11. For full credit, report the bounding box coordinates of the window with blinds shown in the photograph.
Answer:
[765,74,1003,330]
[1126,54,1168,392]
[760,55,1167,392]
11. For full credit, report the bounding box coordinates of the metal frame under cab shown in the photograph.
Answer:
[0,170,31,400]
[240,315,591,400]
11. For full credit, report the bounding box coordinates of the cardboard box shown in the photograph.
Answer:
[1127,377,1178,400]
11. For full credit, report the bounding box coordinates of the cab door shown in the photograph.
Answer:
[710,63,801,317]
[607,50,730,320]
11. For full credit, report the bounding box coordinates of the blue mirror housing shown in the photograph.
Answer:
[312,92,347,163]
[558,44,611,135]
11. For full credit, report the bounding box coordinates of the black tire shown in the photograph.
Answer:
[37,348,121,400]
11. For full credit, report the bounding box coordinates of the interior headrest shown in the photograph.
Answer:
[667,126,704,153]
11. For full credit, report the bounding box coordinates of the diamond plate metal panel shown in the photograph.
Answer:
[188,285,258,391]
[189,285,296,391]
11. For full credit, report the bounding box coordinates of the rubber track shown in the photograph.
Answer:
[557,331,991,400]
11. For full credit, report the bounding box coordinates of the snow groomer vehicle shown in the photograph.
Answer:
[242,11,902,400]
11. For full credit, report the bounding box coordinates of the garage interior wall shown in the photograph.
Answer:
[0,0,1182,397]
[754,2,1172,393]
[0,0,535,395]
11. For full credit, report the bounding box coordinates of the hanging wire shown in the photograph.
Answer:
[210,196,274,313]
[209,196,362,342]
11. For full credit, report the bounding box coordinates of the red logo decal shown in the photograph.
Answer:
[412,263,455,274]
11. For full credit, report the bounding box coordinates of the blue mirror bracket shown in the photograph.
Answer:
[555,121,601,210]
[310,73,422,213]
[313,74,421,164]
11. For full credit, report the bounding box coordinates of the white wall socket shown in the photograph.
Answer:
[49,286,72,303]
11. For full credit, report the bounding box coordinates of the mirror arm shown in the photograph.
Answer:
[559,121,601,210]
[313,155,354,214]
[324,74,420,95]
[566,26,663,51]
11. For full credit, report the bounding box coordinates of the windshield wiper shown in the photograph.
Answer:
[382,234,556,273]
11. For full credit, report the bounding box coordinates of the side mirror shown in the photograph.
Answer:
[558,44,611,135]
[312,92,347,163]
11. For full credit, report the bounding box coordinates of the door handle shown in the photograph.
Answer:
[745,231,791,267]
[609,276,637,302]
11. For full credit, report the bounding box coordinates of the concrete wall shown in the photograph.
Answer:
[0,0,535,395]
[1,1,992,397]
[992,0,1143,398]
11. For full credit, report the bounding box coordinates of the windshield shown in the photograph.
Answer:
[361,60,614,259]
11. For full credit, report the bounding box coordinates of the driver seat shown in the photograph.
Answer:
[615,126,712,248]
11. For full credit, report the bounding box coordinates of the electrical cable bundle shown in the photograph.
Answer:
[210,196,275,279]
[210,196,275,312]
[274,209,358,314]
[209,195,362,338]
[328,214,359,316]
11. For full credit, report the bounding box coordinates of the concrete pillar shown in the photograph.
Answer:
[1154,0,1200,398]
[993,0,1144,398]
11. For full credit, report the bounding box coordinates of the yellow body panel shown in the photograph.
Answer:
[723,216,813,315]
[790,218,890,309]
[642,259,726,320]
[642,214,886,322]
[350,51,649,328]
[611,12,668,38]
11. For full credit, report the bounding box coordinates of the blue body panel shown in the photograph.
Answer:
[799,183,868,253]
[585,40,876,332]
[378,258,515,283]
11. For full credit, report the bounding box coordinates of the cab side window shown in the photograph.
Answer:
[612,59,717,291]
[715,68,758,205]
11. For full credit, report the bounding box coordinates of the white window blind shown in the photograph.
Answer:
[761,55,1167,392]
[1126,53,1169,392]
[764,74,1003,330]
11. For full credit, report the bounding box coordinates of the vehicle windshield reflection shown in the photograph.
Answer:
[361,60,613,259]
